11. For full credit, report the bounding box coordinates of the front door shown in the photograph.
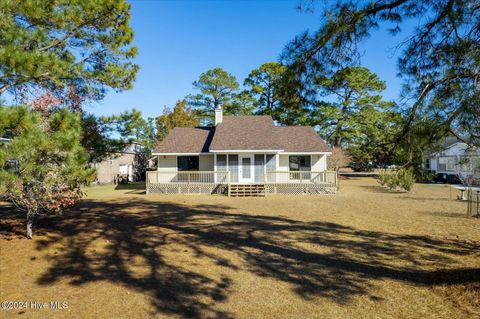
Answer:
[239,155,254,183]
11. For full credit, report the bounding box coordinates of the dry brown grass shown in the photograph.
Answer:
[1,178,479,319]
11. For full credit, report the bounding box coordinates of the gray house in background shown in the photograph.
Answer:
[93,143,145,184]
[147,107,336,196]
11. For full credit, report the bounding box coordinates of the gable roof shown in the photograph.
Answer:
[276,126,330,152]
[153,116,330,154]
[209,116,283,151]
[153,127,214,154]
[426,136,475,156]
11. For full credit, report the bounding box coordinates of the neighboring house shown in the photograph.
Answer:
[148,107,336,196]
[425,137,480,180]
[1,137,17,171]
[93,143,145,184]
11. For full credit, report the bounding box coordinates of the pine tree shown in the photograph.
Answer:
[187,68,253,125]
[0,105,94,239]
[0,0,138,102]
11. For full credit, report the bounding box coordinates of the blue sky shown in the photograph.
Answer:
[89,0,411,118]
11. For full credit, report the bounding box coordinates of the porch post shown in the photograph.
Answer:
[146,171,149,194]
[264,165,268,197]
[214,154,217,184]
[227,171,231,197]
[264,165,267,184]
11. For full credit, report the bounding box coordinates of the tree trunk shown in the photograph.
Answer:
[336,168,341,190]
[26,212,34,239]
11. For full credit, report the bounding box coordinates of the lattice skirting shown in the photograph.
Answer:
[147,183,336,195]
[265,183,336,195]
[147,183,227,195]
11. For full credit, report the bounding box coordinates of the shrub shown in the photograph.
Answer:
[377,168,415,192]
[417,169,436,183]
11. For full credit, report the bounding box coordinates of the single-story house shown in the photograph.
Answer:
[147,107,336,196]
[424,137,480,181]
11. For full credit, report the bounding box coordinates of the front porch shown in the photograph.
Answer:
[146,170,337,196]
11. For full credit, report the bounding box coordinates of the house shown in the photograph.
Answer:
[0,137,18,171]
[425,137,480,182]
[93,143,145,184]
[147,107,336,196]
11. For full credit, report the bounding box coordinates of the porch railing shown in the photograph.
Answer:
[147,171,230,185]
[147,170,336,185]
[146,170,337,195]
[265,171,336,184]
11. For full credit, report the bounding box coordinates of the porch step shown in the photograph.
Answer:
[229,184,266,197]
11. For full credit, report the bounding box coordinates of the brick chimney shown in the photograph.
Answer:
[214,105,223,126]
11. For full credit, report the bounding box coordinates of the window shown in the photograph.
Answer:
[216,155,227,171]
[254,154,265,182]
[119,164,129,176]
[266,154,275,171]
[289,155,311,171]
[177,156,199,171]
[438,156,456,171]
[425,159,430,170]
[228,155,238,183]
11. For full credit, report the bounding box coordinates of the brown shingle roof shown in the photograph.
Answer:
[153,116,331,153]
[209,116,283,150]
[276,126,330,152]
[153,127,214,153]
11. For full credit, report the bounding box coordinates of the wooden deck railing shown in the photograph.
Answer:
[147,171,229,184]
[265,171,336,184]
[147,170,336,185]
[146,170,337,195]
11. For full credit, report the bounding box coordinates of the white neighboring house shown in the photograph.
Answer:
[425,137,480,175]
[147,107,336,196]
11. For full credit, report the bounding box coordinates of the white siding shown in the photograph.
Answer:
[199,155,214,171]
[157,154,328,173]
[428,143,479,173]
[157,155,177,172]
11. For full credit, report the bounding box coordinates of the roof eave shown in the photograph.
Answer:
[152,152,211,156]
[281,151,332,155]
[209,149,284,153]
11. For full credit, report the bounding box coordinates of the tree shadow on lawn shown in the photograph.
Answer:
[32,198,480,318]
[0,202,25,239]
[114,182,146,195]
[359,185,407,194]
[0,202,49,239]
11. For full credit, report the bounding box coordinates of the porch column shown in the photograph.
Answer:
[214,154,217,184]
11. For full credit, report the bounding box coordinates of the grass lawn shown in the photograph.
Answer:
[1,178,479,318]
